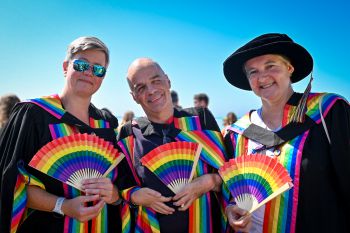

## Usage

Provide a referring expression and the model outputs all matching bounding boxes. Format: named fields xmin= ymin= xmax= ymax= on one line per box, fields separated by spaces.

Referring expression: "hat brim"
xmin=223 ymin=41 xmax=313 ymax=90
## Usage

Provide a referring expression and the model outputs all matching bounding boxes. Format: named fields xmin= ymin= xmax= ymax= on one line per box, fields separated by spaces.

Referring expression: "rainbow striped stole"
xmin=261 ymin=132 xmax=308 ymax=233
xmin=173 ymin=116 xmax=202 ymax=131
xmin=10 ymin=164 xmax=45 ymax=233
xmin=227 ymin=113 xmax=250 ymax=135
xmin=89 ymin=118 xmax=110 ymax=128
xmin=25 ymin=94 xmax=66 ymax=119
xmin=175 ymin=130 xmax=226 ymax=169
xmin=49 ymin=123 xmax=79 ymax=139
xmin=117 ymin=136 xmax=141 ymax=186
xmin=118 ymin=135 xmax=160 ymax=233
xmin=174 ymin=116 xmax=229 ymax=233
xmin=187 ymin=159 xmax=213 ymax=233
xmin=89 ymin=117 xmax=119 ymax=138
xmin=304 ymin=93 xmax=346 ymax=123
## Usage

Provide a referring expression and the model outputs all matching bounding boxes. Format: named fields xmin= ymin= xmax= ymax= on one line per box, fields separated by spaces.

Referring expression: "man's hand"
xmin=62 ymin=195 xmax=105 ymax=222
xmin=226 ymin=204 xmax=252 ymax=233
xmin=173 ymin=173 xmax=221 ymax=211
xmin=131 ymin=187 xmax=174 ymax=215
xmin=81 ymin=177 xmax=119 ymax=204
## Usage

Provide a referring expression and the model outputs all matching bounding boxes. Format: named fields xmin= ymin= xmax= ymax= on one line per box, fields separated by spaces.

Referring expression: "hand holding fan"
xmin=219 ymin=154 xmax=293 ymax=213
xmin=29 ymin=133 xmax=125 ymax=191
xmin=140 ymin=141 xmax=201 ymax=194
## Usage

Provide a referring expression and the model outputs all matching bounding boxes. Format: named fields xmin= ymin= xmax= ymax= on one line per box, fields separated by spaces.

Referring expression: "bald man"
xmin=117 ymin=58 xmax=228 ymax=233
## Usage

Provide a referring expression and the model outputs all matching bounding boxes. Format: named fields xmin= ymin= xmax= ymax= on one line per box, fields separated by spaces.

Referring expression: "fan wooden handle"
xmin=188 ymin=144 xmax=202 ymax=182
xmin=249 ymin=182 xmax=293 ymax=213
xmin=102 ymin=153 xmax=125 ymax=177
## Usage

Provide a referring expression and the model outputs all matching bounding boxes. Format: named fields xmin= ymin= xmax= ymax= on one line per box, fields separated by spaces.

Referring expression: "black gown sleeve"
xmin=0 ymin=103 xmax=46 ymax=233
xmin=224 ymin=131 xmax=235 ymax=159
xmin=326 ymin=100 xmax=350 ymax=211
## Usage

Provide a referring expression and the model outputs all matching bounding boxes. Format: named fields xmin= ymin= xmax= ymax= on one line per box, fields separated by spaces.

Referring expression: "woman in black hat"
xmin=223 ymin=33 xmax=350 ymax=233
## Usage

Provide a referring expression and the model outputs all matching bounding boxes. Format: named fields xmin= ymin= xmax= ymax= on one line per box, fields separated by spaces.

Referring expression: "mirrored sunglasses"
xmin=73 ymin=59 xmax=106 ymax=78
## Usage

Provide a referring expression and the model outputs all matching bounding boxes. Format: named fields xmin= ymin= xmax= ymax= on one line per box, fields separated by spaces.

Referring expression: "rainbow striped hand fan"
xmin=29 ymin=133 xmax=125 ymax=191
xmin=140 ymin=141 xmax=201 ymax=194
xmin=219 ymin=154 xmax=293 ymax=213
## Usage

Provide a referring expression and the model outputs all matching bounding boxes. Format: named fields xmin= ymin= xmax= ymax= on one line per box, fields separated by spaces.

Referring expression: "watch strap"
xmin=53 ymin=197 xmax=65 ymax=215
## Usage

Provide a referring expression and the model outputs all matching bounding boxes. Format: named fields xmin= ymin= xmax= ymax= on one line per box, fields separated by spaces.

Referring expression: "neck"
xmin=261 ymin=88 xmax=294 ymax=130
xmin=146 ymin=106 xmax=174 ymax=124
xmin=60 ymin=91 xmax=91 ymax=125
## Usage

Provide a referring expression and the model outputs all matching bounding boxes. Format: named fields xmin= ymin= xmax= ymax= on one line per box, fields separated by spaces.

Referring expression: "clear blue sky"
xmin=1 ymin=0 xmax=349 ymax=119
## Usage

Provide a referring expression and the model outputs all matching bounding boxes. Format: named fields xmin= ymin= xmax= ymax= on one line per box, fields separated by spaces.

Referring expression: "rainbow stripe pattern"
xmin=140 ymin=141 xmax=201 ymax=193
xmin=49 ymin=123 xmax=79 ymax=139
xmin=175 ymin=130 xmax=226 ymax=169
xmin=173 ymin=116 xmax=202 ymax=131
xmin=89 ymin=118 xmax=111 ymax=128
xmin=117 ymin=136 xmax=141 ymax=185
xmin=10 ymin=164 xmax=45 ymax=233
xmin=26 ymin=94 xmax=66 ymax=119
xmin=174 ymin=116 xmax=229 ymax=233
xmin=219 ymin=154 xmax=292 ymax=213
xmin=29 ymin=133 xmax=124 ymax=191
xmin=305 ymin=93 xmax=346 ymax=123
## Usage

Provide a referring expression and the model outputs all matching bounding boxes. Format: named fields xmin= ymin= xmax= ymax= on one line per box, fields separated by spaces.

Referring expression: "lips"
xmin=148 ymin=95 xmax=162 ymax=103
xmin=77 ymin=78 xmax=94 ymax=85
xmin=260 ymin=82 xmax=274 ymax=89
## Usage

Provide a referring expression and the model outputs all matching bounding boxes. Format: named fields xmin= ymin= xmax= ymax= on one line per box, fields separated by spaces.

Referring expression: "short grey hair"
xmin=65 ymin=36 xmax=110 ymax=65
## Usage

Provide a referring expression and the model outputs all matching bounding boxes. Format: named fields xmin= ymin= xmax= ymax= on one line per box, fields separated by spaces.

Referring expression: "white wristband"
xmin=53 ymin=197 xmax=65 ymax=215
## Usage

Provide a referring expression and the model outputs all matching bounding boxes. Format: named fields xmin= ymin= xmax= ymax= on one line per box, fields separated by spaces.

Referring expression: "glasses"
xmin=73 ymin=59 xmax=106 ymax=78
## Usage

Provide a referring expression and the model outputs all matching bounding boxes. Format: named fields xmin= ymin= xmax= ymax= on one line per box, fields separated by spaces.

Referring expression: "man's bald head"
xmin=125 ymin=57 xmax=173 ymax=123
xmin=127 ymin=58 xmax=166 ymax=90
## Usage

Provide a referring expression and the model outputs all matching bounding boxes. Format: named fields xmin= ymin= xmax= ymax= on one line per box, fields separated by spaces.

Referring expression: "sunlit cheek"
xmin=248 ymin=78 xmax=256 ymax=89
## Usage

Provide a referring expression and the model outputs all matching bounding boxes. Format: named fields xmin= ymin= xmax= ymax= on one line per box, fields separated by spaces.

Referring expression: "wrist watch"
xmin=53 ymin=197 xmax=65 ymax=215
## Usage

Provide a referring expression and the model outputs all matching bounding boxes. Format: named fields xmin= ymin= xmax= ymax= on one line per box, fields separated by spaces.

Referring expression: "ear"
xmin=287 ymin=64 xmax=295 ymax=75
xmin=165 ymin=75 xmax=171 ymax=88
xmin=63 ymin=61 xmax=69 ymax=77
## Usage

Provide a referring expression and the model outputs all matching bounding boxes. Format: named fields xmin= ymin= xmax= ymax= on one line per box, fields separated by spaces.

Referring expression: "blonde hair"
xmin=65 ymin=36 xmax=109 ymax=65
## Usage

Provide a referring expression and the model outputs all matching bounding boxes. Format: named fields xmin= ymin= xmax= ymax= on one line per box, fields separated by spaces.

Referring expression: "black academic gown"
xmin=0 ymin=100 xmax=129 ymax=233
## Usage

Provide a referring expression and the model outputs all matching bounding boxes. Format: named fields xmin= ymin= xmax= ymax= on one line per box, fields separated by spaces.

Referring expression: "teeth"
xmin=261 ymin=83 xmax=273 ymax=89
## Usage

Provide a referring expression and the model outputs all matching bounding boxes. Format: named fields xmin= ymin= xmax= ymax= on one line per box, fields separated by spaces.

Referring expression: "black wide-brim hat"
xmin=223 ymin=33 xmax=313 ymax=90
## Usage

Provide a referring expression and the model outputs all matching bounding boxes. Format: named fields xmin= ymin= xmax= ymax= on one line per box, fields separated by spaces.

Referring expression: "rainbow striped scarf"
xmin=227 ymin=93 xmax=343 ymax=233
xmin=10 ymin=164 xmax=45 ymax=233
xmin=118 ymin=136 xmax=160 ymax=233
xmin=11 ymin=94 xmax=118 ymax=233
xmin=175 ymin=117 xmax=230 ymax=233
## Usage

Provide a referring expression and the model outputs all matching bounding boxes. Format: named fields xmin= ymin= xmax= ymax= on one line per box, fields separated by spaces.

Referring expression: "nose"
xmin=146 ymin=83 xmax=157 ymax=94
xmin=83 ymin=66 xmax=94 ymax=77
xmin=257 ymin=70 xmax=270 ymax=81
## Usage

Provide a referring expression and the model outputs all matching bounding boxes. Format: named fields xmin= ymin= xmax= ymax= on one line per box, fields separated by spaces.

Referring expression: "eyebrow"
xmin=75 ymin=57 xmax=104 ymax=66
xmin=246 ymin=59 xmax=278 ymax=69
xmin=133 ymin=74 xmax=163 ymax=87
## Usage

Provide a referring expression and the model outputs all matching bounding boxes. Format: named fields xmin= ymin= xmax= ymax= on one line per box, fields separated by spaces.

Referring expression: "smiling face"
xmin=63 ymin=49 xmax=107 ymax=98
xmin=244 ymin=54 xmax=294 ymax=104
xmin=127 ymin=58 xmax=173 ymax=122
